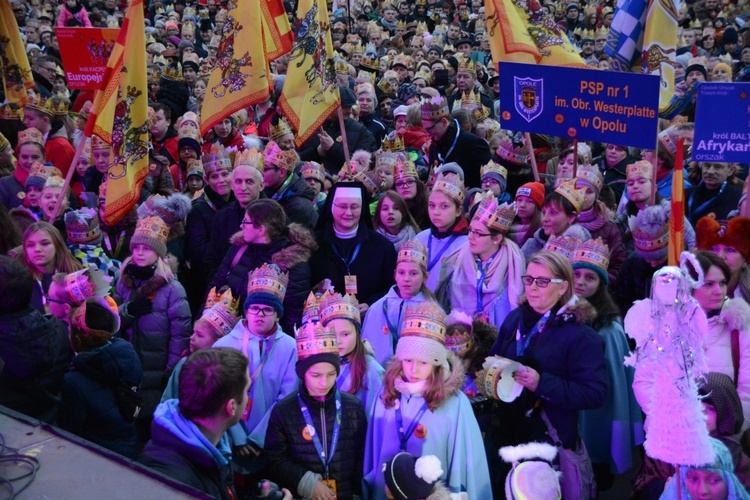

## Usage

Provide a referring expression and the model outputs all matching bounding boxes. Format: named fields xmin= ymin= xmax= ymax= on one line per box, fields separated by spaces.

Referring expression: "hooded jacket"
xmin=58 ymin=338 xmax=144 ymax=458
xmin=265 ymin=173 xmax=319 ymax=230
xmin=139 ymin=399 xmax=236 ymax=499
xmin=0 ymin=307 xmax=72 ymax=422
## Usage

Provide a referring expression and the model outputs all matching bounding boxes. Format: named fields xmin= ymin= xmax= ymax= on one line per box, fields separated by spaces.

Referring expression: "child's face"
xmin=379 ymin=196 xmax=403 ymax=234
xmin=402 ymin=358 xmax=432 ymax=382
xmin=131 ymin=243 xmax=159 ymax=267
xmin=24 ymin=229 xmax=56 ymax=271
xmin=685 ymin=468 xmax=727 ymax=500
xmin=304 ymin=361 xmax=339 ymax=400
xmin=187 ymin=175 xmax=204 ymax=192
xmin=180 ymin=146 xmax=198 ymax=163
xmin=17 ymin=144 xmax=44 ymax=171
xmin=627 ymin=177 xmax=651 ymax=204
xmin=395 ymin=261 xmax=425 ymax=300
xmin=703 ymin=402 xmax=718 ymax=433
xmin=41 ymin=187 xmax=66 ymax=220
xmin=190 ymin=321 xmax=217 ymax=352
xmin=26 ymin=185 xmax=43 ymax=207
xmin=428 ymin=190 xmax=460 ymax=231
xmin=515 ymin=196 xmax=536 ymax=222
xmin=76 ymin=157 xmax=91 ymax=176
xmin=329 ymin=318 xmax=358 ymax=357
xmin=244 ymin=304 xmax=278 ymax=335
xmin=558 ymin=153 xmax=576 ymax=179
xmin=576 ymin=183 xmax=597 ymax=211
xmin=376 ymin=166 xmax=394 ymax=190
xmin=394 ymin=176 xmax=417 ymax=200
xmin=481 ymin=176 xmax=502 ymax=197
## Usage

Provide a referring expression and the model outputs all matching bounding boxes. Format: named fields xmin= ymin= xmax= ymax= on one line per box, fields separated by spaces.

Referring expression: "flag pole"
xmin=649 ymin=136 xmax=660 ymax=206
xmin=337 ymin=107 xmax=353 ymax=177
xmin=50 ymin=136 xmax=89 ymax=221
xmin=741 ymin=175 xmax=750 ymax=218
xmin=523 ymin=132 xmax=539 ymax=182
xmin=572 ymin=138 xmax=579 ymax=174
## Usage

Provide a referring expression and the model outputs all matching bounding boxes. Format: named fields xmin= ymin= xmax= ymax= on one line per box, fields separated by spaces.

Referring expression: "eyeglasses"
xmin=247 ymin=305 xmax=276 ymax=317
xmin=240 ymin=219 xmax=254 ymax=227
xmin=468 ymin=228 xmax=493 ymax=238
xmin=423 ymin=120 xmax=442 ymax=132
xmin=395 ymin=179 xmax=416 ymax=189
xmin=46 ymin=296 xmax=66 ymax=305
xmin=521 ymin=275 xmax=565 ymax=288
xmin=333 ymin=203 xmax=362 ymax=212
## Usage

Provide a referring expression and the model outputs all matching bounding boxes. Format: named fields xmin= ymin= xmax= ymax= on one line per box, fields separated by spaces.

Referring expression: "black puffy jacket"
xmin=264 ymin=173 xmax=319 ymax=230
xmin=58 ymin=338 xmax=144 ymax=458
xmin=265 ymin=385 xmax=367 ymax=499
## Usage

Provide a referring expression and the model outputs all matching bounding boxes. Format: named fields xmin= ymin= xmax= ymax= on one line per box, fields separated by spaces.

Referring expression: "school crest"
xmin=514 ymin=76 xmax=543 ymax=123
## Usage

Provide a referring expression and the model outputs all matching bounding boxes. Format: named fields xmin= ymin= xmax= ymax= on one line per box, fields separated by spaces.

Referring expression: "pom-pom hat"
xmin=696 ymin=214 xmax=750 ymax=262
xmin=383 ymin=453 xmax=444 ymax=500
xmin=295 ymin=321 xmax=340 ymax=379
xmin=396 ymin=302 xmax=447 ymax=367
xmin=629 ymin=203 xmax=670 ymax=261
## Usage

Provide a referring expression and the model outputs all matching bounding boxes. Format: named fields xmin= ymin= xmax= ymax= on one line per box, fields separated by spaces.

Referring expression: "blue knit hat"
xmin=244 ymin=291 xmax=284 ymax=318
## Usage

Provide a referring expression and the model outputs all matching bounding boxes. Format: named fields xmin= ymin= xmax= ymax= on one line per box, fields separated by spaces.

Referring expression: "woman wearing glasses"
xmin=483 ymin=250 xmax=607 ymax=498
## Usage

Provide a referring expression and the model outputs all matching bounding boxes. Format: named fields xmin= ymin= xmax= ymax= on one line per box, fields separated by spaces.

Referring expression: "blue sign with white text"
xmin=693 ymin=82 xmax=750 ymax=163
xmin=499 ymin=62 xmax=660 ymax=150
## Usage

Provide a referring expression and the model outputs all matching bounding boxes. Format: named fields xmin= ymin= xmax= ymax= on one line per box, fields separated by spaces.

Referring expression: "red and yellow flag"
xmin=0 ymin=0 xmax=35 ymax=107
xmin=261 ymin=0 xmax=294 ymax=61
xmin=668 ymin=137 xmax=685 ymax=265
xmin=279 ymin=0 xmax=341 ymax=148
xmin=85 ymin=0 xmax=150 ymax=225
xmin=484 ymin=0 xmax=589 ymax=68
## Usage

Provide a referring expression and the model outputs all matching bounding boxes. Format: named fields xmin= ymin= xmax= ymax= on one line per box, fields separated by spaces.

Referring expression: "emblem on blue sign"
xmin=514 ymin=77 xmax=543 ymax=123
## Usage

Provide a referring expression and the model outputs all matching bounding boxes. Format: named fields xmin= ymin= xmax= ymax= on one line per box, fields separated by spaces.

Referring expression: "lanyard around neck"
xmin=298 ymin=390 xmax=342 ymax=478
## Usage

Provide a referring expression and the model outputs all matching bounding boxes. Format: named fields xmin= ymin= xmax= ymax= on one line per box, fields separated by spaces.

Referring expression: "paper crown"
xmin=162 ymin=62 xmax=183 ymax=81
xmin=544 ymin=235 xmax=581 ymax=259
xmin=413 ymin=68 xmax=432 ymax=85
xmin=90 ymin=134 xmax=111 ymax=151
xmin=360 ymin=43 xmax=380 ymax=72
xmin=401 ymin=302 xmax=447 ymax=345
xmin=375 ymin=150 xmax=400 ymax=171
xmin=351 ymin=43 xmax=365 ymax=54
xmin=460 ymin=90 xmax=481 ymax=110
xmin=393 ymin=155 xmax=418 ymax=181
xmin=445 ymin=310 xmax=474 ymax=357
xmin=601 ymin=6 xmax=614 ymax=16
xmin=432 ymin=173 xmax=465 ymax=205
xmin=27 ymin=162 xmax=62 ymax=189
xmin=554 ymin=180 xmax=587 ymax=213
xmin=391 ymin=53 xmax=410 ymax=68
xmin=497 ymin=138 xmax=530 ymax=166
xmin=201 ymin=288 xmax=240 ymax=338
xmin=381 ymin=134 xmax=405 ymax=153
xmin=595 ymin=26 xmax=609 ymax=39
xmin=247 ymin=263 xmax=289 ymax=301
xmin=264 ymin=141 xmax=299 ymax=172
xmin=59 ymin=268 xmax=111 ymax=307
xmin=571 ymin=237 xmax=611 ymax=273
xmin=578 ymin=28 xmax=596 ymax=42
xmin=378 ymin=77 xmax=399 ymax=96
xmin=630 ymin=205 xmax=670 ymax=256
xmin=0 ymin=105 xmax=23 ymax=121
xmin=421 ymin=95 xmax=450 ymax=121
xmin=443 ymin=44 xmax=456 ymax=54
xmin=335 ymin=59 xmax=349 ymax=75
xmin=178 ymin=119 xmax=202 ymax=144
xmin=65 ymin=208 xmax=101 ymax=244
xmin=473 ymin=105 xmax=491 ymax=123
xmin=270 ymin=117 xmax=294 ymax=140
xmin=474 ymin=195 xmax=516 ymax=234
xmin=202 ymin=143 xmax=234 ymax=174
xmin=627 ymin=160 xmax=653 ymax=181
xmin=584 ymin=3 xmax=597 ymax=17
xmin=357 ymin=70 xmax=376 ymax=85
xmin=187 ymin=159 xmax=204 ymax=177
xmin=352 ymin=167 xmax=381 ymax=195
xmin=17 ymin=127 xmax=44 ymax=147
xmin=481 ymin=160 xmax=508 ymax=181
xmin=302 ymin=291 xmax=321 ymax=325
xmin=301 ymin=161 xmax=326 ymax=183
xmin=0 ymin=132 xmax=8 ymax=152
xmin=395 ymin=19 xmax=407 ymax=29
xmin=319 ymin=291 xmax=361 ymax=326
xmin=415 ymin=21 xmax=428 ymax=34
xmin=575 ymin=163 xmax=603 ymax=192
xmin=295 ymin=321 xmax=339 ymax=361
xmin=25 ymin=94 xmax=54 ymax=116
xmin=456 ymin=58 xmax=476 ymax=75
xmin=44 ymin=175 xmax=65 ymax=190
xmin=398 ymin=239 xmax=428 ymax=269
xmin=134 ymin=215 xmax=170 ymax=247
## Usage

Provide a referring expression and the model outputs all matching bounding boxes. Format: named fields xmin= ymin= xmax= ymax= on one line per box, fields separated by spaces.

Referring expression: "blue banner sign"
xmin=693 ymin=82 xmax=750 ymax=163
xmin=499 ymin=62 xmax=660 ymax=150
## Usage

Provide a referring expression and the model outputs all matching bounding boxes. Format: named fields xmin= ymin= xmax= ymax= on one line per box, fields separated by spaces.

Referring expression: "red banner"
xmin=55 ymin=27 xmax=119 ymax=90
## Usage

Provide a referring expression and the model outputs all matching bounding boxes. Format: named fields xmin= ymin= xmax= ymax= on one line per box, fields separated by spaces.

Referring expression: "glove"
xmin=126 ymin=296 xmax=153 ymax=317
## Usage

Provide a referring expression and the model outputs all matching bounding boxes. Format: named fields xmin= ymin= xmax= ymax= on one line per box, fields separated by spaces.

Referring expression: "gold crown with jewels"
xmin=381 ymin=134 xmax=405 ymax=153
xmin=433 ymin=173 xmax=465 ymax=205
xmin=420 ymin=95 xmax=450 ymax=122
xmin=201 ymin=288 xmax=240 ymax=338
xmin=554 ymin=179 xmax=587 ymax=213
xmin=264 ymin=141 xmax=300 ymax=172
xmin=475 ymin=195 xmax=516 ymax=234
xmin=544 ymin=235 xmax=581 ymax=259
xmin=295 ymin=321 xmax=339 ymax=360
xmin=393 ymin=155 xmax=418 ymax=181
xmin=626 ymin=160 xmax=653 ymax=181
xmin=134 ymin=216 xmax=170 ymax=246
xmin=397 ymin=239 xmax=428 ymax=269
xmin=401 ymin=302 xmax=447 ymax=345
xmin=247 ymin=263 xmax=289 ymax=300
xmin=319 ymin=290 xmax=361 ymax=326
xmin=571 ymin=237 xmax=611 ymax=272
xmin=481 ymin=160 xmax=508 ymax=181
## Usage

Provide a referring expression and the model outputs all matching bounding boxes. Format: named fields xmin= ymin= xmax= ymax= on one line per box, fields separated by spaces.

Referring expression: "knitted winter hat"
xmin=712 ymin=62 xmax=733 ymax=80
xmin=436 ymin=162 xmax=464 ymax=181
xmin=500 ymin=442 xmax=561 ymax=500
xmin=695 ymin=215 xmax=750 ymax=262
xmin=137 ymin=193 xmax=192 ymax=230
xmin=26 ymin=162 xmax=63 ymax=190
xmin=571 ymin=237 xmax=611 ymax=285
xmin=244 ymin=263 xmax=288 ymax=317
xmin=131 ymin=216 xmax=170 ymax=257
xmin=699 ymin=372 xmax=744 ymax=437
xmin=383 ymin=453 xmax=444 ymax=500
xmin=629 ymin=203 xmax=670 ymax=262
xmin=515 ymin=182 xmax=545 ymax=209
xmin=396 ymin=302 xmax=447 ymax=367
xmin=70 ymin=296 xmax=120 ymax=353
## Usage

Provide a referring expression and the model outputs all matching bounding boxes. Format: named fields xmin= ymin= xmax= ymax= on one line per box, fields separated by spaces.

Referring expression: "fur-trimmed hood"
xmin=718 ymin=297 xmax=750 ymax=332
xmin=440 ymin=350 xmax=468 ymax=406
xmin=116 ymin=254 xmax=178 ymax=297
xmin=228 ymin=223 xmax=318 ymax=272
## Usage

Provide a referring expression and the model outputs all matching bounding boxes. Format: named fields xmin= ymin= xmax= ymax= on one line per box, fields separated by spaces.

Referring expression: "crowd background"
xmin=2 ymin=0 xmax=750 ymax=498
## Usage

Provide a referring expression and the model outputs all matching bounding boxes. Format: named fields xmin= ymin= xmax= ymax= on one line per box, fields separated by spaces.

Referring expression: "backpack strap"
xmin=230 ymin=244 xmax=248 ymax=271
xmin=731 ymin=329 xmax=740 ymax=387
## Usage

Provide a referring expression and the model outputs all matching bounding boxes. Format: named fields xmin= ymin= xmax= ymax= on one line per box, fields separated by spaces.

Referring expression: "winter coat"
xmin=703 ymin=298 xmax=750 ymax=431
xmin=208 ymin=224 xmax=316 ymax=333
xmin=428 ymin=120 xmax=492 ymax=189
xmin=99 ymin=209 xmax=137 ymax=261
xmin=597 ymin=154 xmax=635 ymax=201
xmin=0 ymin=308 xmax=73 ymax=422
xmin=310 ymin=223 xmax=397 ymax=308
xmin=521 ymin=224 xmax=591 ymax=261
xmin=584 ymin=217 xmax=627 ymax=285
xmin=265 ymin=385 xmax=367 ymax=500
xmin=139 ymin=399 xmax=236 ymax=499
xmin=57 ymin=4 xmax=92 ymax=26
xmin=265 ymin=173 xmax=319 ymax=230
xmin=338 ymin=355 xmax=385 ymax=418
xmin=686 ymin=182 xmax=743 ymax=227
xmin=203 ymin=200 xmax=245 ymax=283
xmin=363 ymin=352 xmax=492 ymax=499
xmin=414 ymin=218 xmax=469 ymax=293
xmin=117 ymin=272 xmax=191 ymax=420
xmin=612 ymin=253 xmax=659 ymax=316
xmin=298 ymin=117 xmax=377 ymax=175
xmin=58 ymin=338 xmax=144 ymax=458
xmin=360 ymin=113 xmax=388 ymax=146
xmin=0 ymin=172 xmax=25 ymax=210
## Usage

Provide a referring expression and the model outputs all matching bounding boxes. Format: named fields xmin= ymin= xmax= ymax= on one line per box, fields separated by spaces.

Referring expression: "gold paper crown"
xmin=50 ymin=97 xmax=69 ymax=118
xmin=445 ymin=310 xmax=474 ymax=357
xmin=481 ymin=160 xmax=508 ymax=181
xmin=375 ymin=150 xmax=400 ymax=171
xmin=391 ymin=54 xmax=410 ymax=68
xmin=460 ymin=90 xmax=482 ymax=109
xmin=443 ymin=44 xmax=456 ymax=54
xmin=360 ymin=43 xmax=380 ymax=72
xmin=25 ymin=94 xmax=54 ymax=116
xmin=420 ymin=95 xmax=450 ymax=122
xmin=61 ymin=268 xmax=110 ymax=306
xmin=200 ymin=143 xmax=232 ymax=175
xmin=475 ymin=195 xmax=516 ymax=234
xmin=187 ymin=159 xmax=204 ymax=177
xmin=182 ymin=22 xmax=196 ymax=35
xmin=264 ymin=141 xmax=300 ymax=172
xmin=579 ymin=28 xmax=596 ymax=42
xmin=270 ymin=117 xmax=294 ymax=140
xmin=232 ymin=147 xmax=263 ymax=172
xmin=378 ymin=77 xmax=399 ymax=95
xmin=413 ymin=68 xmax=432 ymax=85
xmin=601 ymin=6 xmax=614 ymax=16
xmin=497 ymin=138 xmax=529 ymax=165
xmin=319 ymin=291 xmax=361 ymax=326
xmin=626 ymin=160 xmax=653 ymax=181
xmin=302 ymin=291 xmax=321 ymax=325
xmin=456 ymin=58 xmax=476 ymax=75
xmin=584 ymin=3 xmax=597 ymax=17
xmin=17 ymin=127 xmax=44 ymax=146
xmin=357 ymin=70 xmax=376 ymax=85
xmin=575 ymin=164 xmax=603 ymax=191
xmin=381 ymin=134 xmax=405 ymax=153
xmin=398 ymin=239 xmax=428 ymax=269
xmin=401 ymin=302 xmax=446 ymax=345
xmin=0 ymin=105 xmax=23 ymax=120
xmin=153 ymin=55 xmax=168 ymax=67
xmin=201 ymin=288 xmax=240 ymax=338
xmin=295 ymin=321 xmax=339 ymax=360
xmin=247 ymin=263 xmax=289 ymax=301
xmin=690 ymin=18 xmax=702 ymax=29
xmin=352 ymin=168 xmax=381 ymax=195
xmin=28 ymin=161 xmax=62 ymax=182
xmin=544 ymin=235 xmax=581 ymax=258
xmin=571 ymin=237 xmax=611 ymax=273
xmin=335 ymin=58 xmax=350 ymax=75
xmin=433 ymin=173 xmax=465 ymax=205
xmin=352 ymin=43 xmax=365 ymax=54
xmin=473 ymin=105 xmax=491 ymax=122
xmin=134 ymin=216 xmax=170 ymax=246
xmin=632 ymin=217 xmax=669 ymax=253
xmin=416 ymin=0 xmax=427 ymax=5
xmin=393 ymin=155 xmax=418 ymax=181
xmin=596 ymin=26 xmax=609 ymax=39
xmin=396 ymin=19 xmax=407 ymax=29
xmin=301 ymin=161 xmax=326 ymax=183
xmin=162 ymin=62 xmax=184 ymax=81
xmin=0 ymin=132 xmax=8 ymax=152
xmin=146 ymin=35 xmax=157 ymax=46
xmin=90 ymin=134 xmax=111 ymax=151
xmin=416 ymin=21 xmax=428 ymax=35
xmin=554 ymin=180 xmax=587 ymax=213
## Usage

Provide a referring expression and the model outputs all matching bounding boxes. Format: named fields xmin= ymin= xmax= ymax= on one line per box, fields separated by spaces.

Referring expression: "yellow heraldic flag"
xmin=201 ymin=0 xmax=274 ymax=135
xmin=261 ymin=0 xmax=295 ymax=61
xmin=279 ymin=0 xmax=341 ymax=148
xmin=642 ymin=0 xmax=679 ymax=114
xmin=85 ymin=0 xmax=150 ymax=225
xmin=0 ymin=0 xmax=35 ymax=107
xmin=484 ymin=0 xmax=589 ymax=67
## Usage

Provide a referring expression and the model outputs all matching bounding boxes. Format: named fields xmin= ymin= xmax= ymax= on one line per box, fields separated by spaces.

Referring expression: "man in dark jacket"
xmin=139 ymin=348 xmax=250 ymax=499
xmin=422 ymin=95 xmax=491 ymax=189
xmin=597 ymin=143 xmax=635 ymax=201
xmin=356 ymin=85 xmax=388 ymax=146
xmin=685 ymin=162 xmax=743 ymax=226
xmin=263 ymin=142 xmax=318 ymax=229
xmin=0 ymin=256 xmax=72 ymax=423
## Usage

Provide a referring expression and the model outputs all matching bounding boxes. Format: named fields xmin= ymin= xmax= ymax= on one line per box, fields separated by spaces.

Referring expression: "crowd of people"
xmin=2 ymin=0 xmax=750 ymax=498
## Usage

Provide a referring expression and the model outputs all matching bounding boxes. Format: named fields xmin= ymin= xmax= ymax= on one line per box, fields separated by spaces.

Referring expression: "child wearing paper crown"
xmin=363 ymin=302 xmax=492 ymax=499
xmin=312 ymin=290 xmax=385 ymax=417
xmin=362 ymin=239 xmax=437 ymax=366
xmin=264 ymin=320 xmax=367 ymax=500
xmin=212 ymin=263 xmax=298 ymax=474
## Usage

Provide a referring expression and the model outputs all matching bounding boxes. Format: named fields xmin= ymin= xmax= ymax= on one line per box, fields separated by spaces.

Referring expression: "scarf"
xmin=507 ymin=222 xmax=530 ymax=245
xmin=376 ymin=225 xmax=417 ymax=252
xmin=394 ymin=377 xmax=427 ymax=396
xmin=577 ymin=204 xmax=608 ymax=232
